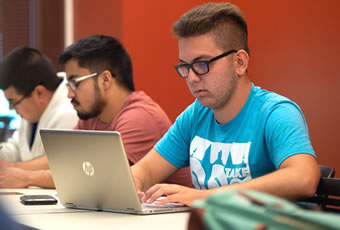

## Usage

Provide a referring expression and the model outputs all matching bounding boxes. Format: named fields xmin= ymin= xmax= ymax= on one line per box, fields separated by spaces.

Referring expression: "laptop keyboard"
xmin=142 ymin=197 xmax=185 ymax=209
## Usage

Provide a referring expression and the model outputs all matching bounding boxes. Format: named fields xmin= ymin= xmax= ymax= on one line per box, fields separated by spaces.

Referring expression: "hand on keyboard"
xmin=142 ymin=196 xmax=185 ymax=208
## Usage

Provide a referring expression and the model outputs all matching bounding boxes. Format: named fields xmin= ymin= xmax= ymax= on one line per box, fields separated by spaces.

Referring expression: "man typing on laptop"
xmin=131 ymin=2 xmax=320 ymax=206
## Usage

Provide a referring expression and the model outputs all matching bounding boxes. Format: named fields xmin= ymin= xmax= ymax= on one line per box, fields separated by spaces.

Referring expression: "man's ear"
xmin=100 ymin=70 xmax=114 ymax=90
xmin=233 ymin=50 xmax=249 ymax=76
xmin=33 ymin=85 xmax=47 ymax=98
xmin=32 ymin=85 xmax=50 ymax=105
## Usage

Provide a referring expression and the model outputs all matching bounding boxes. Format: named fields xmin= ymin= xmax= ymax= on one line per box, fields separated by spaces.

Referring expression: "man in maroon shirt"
xmin=58 ymin=35 xmax=192 ymax=187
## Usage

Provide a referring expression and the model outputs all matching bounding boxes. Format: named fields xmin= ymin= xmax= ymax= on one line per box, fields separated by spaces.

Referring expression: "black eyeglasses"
xmin=174 ymin=49 xmax=237 ymax=78
xmin=9 ymin=89 xmax=34 ymax=108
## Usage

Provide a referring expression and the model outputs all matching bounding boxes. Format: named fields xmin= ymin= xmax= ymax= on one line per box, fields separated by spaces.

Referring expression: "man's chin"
xmin=197 ymin=98 xmax=212 ymax=108
xmin=76 ymin=102 xmax=104 ymax=121
xmin=77 ymin=112 xmax=94 ymax=120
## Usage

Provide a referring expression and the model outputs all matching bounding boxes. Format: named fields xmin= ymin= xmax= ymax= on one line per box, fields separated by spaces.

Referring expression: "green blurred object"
xmin=194 ymin=190 xmax=340 ymax=230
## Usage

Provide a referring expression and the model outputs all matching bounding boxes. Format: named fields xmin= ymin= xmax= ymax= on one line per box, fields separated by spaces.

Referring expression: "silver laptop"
xmin=40 ymin=129 xmax=190 ymax=214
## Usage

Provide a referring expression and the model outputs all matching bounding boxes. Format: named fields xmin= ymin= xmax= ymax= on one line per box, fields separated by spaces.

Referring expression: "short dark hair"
xmin=58 ymin=35 xmax=135 ymax=91
xmin=173 ymin=2 xmax=249 ymax=54
xmin=0 ymin=47 xmax=59 ymax=94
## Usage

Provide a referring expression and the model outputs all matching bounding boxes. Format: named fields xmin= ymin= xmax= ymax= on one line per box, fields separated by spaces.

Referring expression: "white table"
xmin=0 ymin=188 xmax=190 ymax=230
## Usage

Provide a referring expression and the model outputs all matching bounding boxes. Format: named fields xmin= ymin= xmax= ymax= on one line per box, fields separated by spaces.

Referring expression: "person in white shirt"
xmin=0 ymin=47 xmax=78 ymax=188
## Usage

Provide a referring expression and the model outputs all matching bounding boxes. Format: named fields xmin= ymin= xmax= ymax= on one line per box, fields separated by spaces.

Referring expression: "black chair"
xmin=309 ymin=177 xmax=340 ymax=213
xmin=300 ymin=165 xmax=340 ymax=213
xmin=319 ymin=165 xmax=335 ymax=178
xmin=0 ymin=116 xmax=13 ymax=142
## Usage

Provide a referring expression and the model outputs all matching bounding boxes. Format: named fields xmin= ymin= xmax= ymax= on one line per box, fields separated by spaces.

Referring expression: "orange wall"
xmin=73 ymin=0 xmax=122 ymax=40
xmin=73 ymin=0 xmax=340 ymax=174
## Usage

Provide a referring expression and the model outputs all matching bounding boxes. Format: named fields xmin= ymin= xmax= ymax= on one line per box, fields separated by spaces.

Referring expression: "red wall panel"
xmin=73 ymin=0 xmax=122 ymax=41
xmin=121 ymin=1 xmax=207 ymax=121
xmin=74 ymin=0 xmax=340 ymax=174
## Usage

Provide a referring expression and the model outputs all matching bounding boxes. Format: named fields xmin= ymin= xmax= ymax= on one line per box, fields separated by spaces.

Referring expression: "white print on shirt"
xmin=190 ymin=136 xmax=252 ymax=189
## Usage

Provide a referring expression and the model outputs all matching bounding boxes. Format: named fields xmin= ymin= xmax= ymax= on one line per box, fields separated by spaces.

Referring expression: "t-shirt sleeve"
xmin=264 ymin=102 xmax=316 ymax=168
xmin=155 ymin=102 xmax=196 ymax=168
xmin=114 ymin=106 xmax=170 ymax=164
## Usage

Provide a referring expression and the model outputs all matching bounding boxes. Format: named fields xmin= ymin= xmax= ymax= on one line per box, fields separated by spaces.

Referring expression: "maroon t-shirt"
xmin=75 ymin=91 xmax=192 ymax=187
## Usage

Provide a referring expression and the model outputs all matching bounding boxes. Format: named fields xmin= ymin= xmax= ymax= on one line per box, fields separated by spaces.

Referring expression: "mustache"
xmin=71 ymin=99 xmax=80 ymax=105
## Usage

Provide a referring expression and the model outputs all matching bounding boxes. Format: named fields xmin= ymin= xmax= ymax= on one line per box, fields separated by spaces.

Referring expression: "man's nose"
xmin=67 ymin=88 xmax=76 ymax=98
xmin=187 ymin=68 xmax=201 ymax=83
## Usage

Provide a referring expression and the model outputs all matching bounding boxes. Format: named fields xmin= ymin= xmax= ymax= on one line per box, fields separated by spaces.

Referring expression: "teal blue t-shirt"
xmin=155 ymin=84 xmax=315 ymax=189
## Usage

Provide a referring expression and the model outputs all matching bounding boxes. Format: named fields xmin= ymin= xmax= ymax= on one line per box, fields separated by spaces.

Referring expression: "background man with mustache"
xmin=58 ymin=34 xmax=192 ymax=187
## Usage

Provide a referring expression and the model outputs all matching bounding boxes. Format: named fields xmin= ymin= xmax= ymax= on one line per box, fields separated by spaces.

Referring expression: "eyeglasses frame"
xmin=66 ymin=72 xmax=99 ymax=91
xmin=9 ymin=87 xmax=36 ymax=108
xmin=174 ymin=49 xmax=238 ymax=78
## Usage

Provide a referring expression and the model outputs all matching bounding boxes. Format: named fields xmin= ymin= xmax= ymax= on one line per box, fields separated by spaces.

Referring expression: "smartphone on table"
xmin=20 ymin=195 xmax=58 ymax=205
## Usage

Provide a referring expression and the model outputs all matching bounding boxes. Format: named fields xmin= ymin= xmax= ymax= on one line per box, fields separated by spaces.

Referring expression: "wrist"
xmin=26 ymin=170 xmax=37 ymax=187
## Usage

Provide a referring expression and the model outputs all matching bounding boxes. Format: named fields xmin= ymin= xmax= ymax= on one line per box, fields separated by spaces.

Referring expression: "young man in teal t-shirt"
xmin=132 ymin=2 xmax=320 ymax=206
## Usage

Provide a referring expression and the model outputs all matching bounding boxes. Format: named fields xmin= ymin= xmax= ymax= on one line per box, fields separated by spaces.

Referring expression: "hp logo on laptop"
xmin=82 ymin=161 xmax=95 ymax=176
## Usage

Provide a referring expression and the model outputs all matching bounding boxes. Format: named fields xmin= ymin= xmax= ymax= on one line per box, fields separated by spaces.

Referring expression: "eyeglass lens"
xmin=175 ymin=49 xmax=237 ymax=78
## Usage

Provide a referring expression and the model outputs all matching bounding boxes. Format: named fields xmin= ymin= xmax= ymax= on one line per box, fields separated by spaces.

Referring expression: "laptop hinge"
xmin=65 ymin=202 xmax=76 ymax=208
